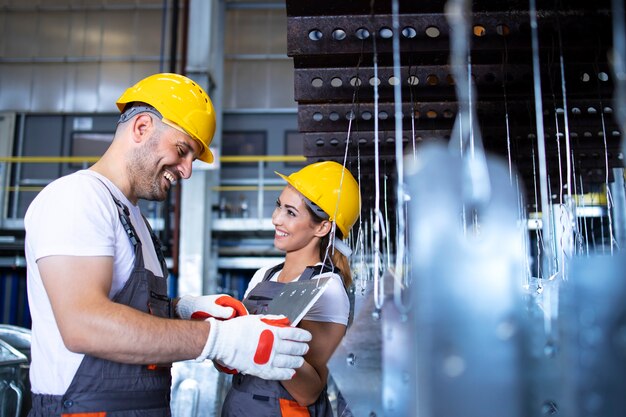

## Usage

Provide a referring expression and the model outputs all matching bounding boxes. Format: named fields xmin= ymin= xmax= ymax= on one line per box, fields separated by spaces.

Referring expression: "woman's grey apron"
xmin=220 ymin=263 xmax=336 ymax=417
xmin=29 ymin=186 xmax=173 ymax=417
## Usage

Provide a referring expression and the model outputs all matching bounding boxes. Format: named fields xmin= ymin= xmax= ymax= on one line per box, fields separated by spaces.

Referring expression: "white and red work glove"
xmin=176 ymin=294 xmax=249 ymax=375
xmin=196 ymin=315 xmax=312 ymax=381
xmin=176 ymin=294 xmax=248 ymax=321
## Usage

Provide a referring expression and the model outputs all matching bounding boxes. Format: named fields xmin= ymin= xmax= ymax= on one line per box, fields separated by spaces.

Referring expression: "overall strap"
xmin=299 ymin=262 xmax=339 ymax=281
xmin=94 ymin=177 xmax=139 ymax=249
xmin=93 ymin=177 xmax=167 ymax=276
xmin=263 ymin=262 xmax=340 ymax=282
xmin=141 ymin=215 xmax=168 ymax=277
xmin=262 ymin=262 xmax=285 ymax=282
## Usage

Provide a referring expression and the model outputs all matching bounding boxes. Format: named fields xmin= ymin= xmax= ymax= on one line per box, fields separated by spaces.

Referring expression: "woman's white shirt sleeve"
xmin=303 ymin=272 xmax=349 ymax=326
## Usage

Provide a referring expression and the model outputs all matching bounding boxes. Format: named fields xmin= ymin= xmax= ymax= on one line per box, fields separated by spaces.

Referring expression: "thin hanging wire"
xmin=611 ymin=0 xmax=626 ymax=159
xmin=518 ymin=174 xmax=533 ymax=288
xmin=331 ymin=34 xmax=367 ymax=288
xmin=392 ymin=0 xmax=406 ymax=276
xmin=550 ymin=76 xmax=570 ymax=278
xmin=570 ymin=149 xmax=585 ymax=256
xmin=600 ymin=206 xmax=606 ymax=254
xmin=557 ymin=30 xmax=573 ymax=204
xmin=352 ymin=31 xmax=368 ymax=290
xmin=392 ymin=0 xmax=410 ymax=312
xmin=321 ymin=50 xmax=363 ymax=275
xmin=446 ymin=0 xmax=491 ymax=215
xmin=554 ymin=112 xmax=563 ymax=205
xmin=501 ymin=42 xmax=514 ymax=184
xmin=531 ymin=145 xmax=543 ymax=280
xmin=409 ymin=65 xmax=418 ymax=161
xmin=383 ymin=174 xmax=392 ymax=269
xmin=356 ymin=135 xmax=367 ymax=285
xmin=542 ymin=18 xmax=573 ymax=282
xmin=370 ymin=0 xmax=384 ymax=310
xmin=556 ymin=17 xmax=580 ymax=269
xmin=529 ymin=0 xmax=555 ymax=278
xmin=369 ymin=208 xmax=372 ymax=282
xmin=578 ymin=176 xmax=590 ymax=256
xmin=598 ymin=95 xmax=617 ymax=253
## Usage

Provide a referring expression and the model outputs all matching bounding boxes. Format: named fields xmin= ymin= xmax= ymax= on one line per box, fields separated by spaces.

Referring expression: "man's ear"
xmin=314 ymin=220 xmax=332 ymax=238
xmin=131 ymin=113 xmax=154 ymax=143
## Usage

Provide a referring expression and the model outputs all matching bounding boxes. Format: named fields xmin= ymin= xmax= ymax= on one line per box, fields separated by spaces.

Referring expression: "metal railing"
xmin=0 ymin=154 xmax=307 ymax=224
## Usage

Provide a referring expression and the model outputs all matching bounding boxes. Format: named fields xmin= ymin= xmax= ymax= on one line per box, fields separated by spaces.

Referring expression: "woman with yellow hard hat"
xmin=220 ymin=160 xmax=361 ymax=417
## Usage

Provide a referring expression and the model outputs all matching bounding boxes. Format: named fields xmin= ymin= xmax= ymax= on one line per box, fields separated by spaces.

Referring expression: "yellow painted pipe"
xmin=0 ymin=156 xmax=100 ymax=163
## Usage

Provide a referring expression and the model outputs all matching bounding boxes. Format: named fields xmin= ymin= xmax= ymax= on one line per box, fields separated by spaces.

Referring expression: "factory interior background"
xmin=1 ymin=0 xmax=626 ymax=416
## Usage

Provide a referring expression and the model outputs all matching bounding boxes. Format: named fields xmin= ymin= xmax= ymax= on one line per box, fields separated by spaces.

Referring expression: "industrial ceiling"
xmin=286 ymin=0 xmax=622 ymax=216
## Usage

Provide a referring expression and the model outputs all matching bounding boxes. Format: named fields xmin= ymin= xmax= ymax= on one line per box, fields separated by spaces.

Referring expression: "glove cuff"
xmin=175 ymin=295 xmax=196 ymax=320
xmin=195 ymin=317 xmax=219 ymax=362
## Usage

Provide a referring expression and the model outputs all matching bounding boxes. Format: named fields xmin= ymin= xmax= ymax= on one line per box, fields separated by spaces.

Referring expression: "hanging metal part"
xmin=600 ymin=102 xmax=617 ymax=253
xmin=613 ymin=0 xmax=626 ymax=159
xmin=559 ymin=254 xmax=626 ymax=417
xmin=407 ymin=141 xmax=527 ymax=417
xmin=327 ymin=271 xmax=387 ymax=417
xmin=328 ymin=268 xmax=415 ymax=417
xmin=391 ymin=0 xmax=410 ymax=311
xmin=558 ymin=40 xmax=573 ymax=204
xmin=529 ymin=0 xmax=556 ymax=278
xmin=609 ymin=168 xmax=626 ymax=247
xmin=371 ymin=7 xmax=385 ymax=312
xmin=446 ymin=0 xmax=491 ymax=220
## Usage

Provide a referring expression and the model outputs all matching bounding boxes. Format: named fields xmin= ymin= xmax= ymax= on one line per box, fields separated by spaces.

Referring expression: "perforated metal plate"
xmin=266 ymin=276 xmax=331 ymax=326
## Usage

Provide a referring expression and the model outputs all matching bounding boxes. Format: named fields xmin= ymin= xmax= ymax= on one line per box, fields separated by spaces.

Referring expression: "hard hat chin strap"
xmin=302 ymin=196 xmax=330 ymax=220
xmin=333 ymin=236 xmax=353 ymax=258
xmin=118 ymin=104 xmax=162 ymax=125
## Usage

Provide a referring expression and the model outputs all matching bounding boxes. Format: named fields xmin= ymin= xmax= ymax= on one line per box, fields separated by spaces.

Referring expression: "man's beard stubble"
xmin=126 ymin=128 xmax=169 ymax=202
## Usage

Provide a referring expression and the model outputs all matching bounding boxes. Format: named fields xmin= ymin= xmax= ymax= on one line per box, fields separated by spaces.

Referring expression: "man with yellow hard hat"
xmin=24 ymin=73 xmax=311 ymax=416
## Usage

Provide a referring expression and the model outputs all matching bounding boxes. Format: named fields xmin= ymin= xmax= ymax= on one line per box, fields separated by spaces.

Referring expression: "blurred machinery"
xmin=285 ymin=0 xmax=626 ymax=416
xmin=0 ymin=325 xmax=31 ymax=417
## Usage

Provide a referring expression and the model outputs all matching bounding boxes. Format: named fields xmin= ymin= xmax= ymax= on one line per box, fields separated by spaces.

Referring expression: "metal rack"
xmin=286 ymin=0 xmax=622 ymax=211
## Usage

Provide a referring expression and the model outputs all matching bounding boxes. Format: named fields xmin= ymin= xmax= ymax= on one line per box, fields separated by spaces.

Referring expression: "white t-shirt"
xmin=24 ymin=170 xmax=163 ymax=395
xmin=244 ymin=264 xmax=350 ymax=325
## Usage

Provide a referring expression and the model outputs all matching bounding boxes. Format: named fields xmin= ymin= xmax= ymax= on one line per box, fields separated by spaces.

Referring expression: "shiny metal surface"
xmin=327 ymin=276 xmax=387 ymax=417
xmin=0 ymin=326 xmax=30 ymax=417
xmin=381 ymin=270 xmax=414 ymax=417
xmin=266 ymin=276 xmax=331 ymax=326
xmin=407 ymin=141 xmax=527 ymax=417
xmin=0 ymin=340 xmax=26 ymax=366
xmin=0 ymin=326 xmax=31 ymax=359
xmin=0 ymin=339 xmax=26 ymax=417
xmin=171 ymin=360 xmax=231 ymax=417
xmin=559 ymin=254 xmax=626 ymax=417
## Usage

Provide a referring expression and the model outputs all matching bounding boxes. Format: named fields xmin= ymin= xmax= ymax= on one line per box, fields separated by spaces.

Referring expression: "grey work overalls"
xmin=29 ymin=186 xmax=173 ymax=417
xmin=221 ymin=263 xmax=336 ymax=417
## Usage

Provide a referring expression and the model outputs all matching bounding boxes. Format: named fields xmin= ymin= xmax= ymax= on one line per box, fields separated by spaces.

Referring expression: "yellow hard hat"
xmin=116 ymin=73 xmax=216 ymax=163
xmin=276 ymin=161 xmax=361 ymax=238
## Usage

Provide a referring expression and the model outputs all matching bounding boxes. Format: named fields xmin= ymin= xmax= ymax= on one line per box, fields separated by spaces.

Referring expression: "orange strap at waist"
xmin=279 ymin=398 xmax=310 ymax=417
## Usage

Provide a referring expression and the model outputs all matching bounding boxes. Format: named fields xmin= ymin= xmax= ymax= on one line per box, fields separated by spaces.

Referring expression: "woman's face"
xmin=272 ymin=186 xmax=326 ymax=253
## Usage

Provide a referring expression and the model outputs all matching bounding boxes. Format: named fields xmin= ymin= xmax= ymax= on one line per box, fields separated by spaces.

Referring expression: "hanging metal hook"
xmin=446 ymin=0 xmax=492 ymax=215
